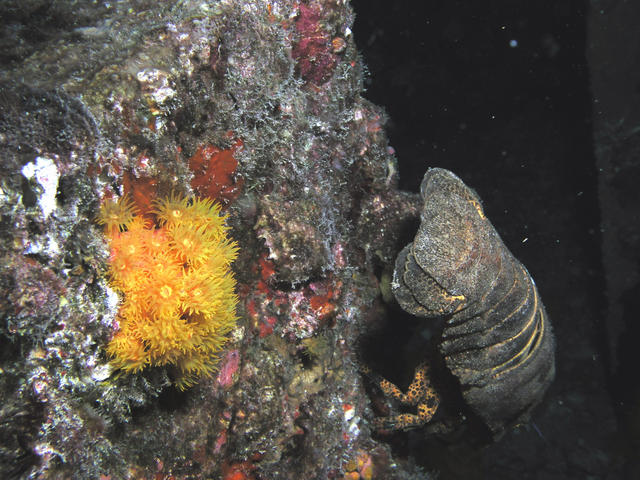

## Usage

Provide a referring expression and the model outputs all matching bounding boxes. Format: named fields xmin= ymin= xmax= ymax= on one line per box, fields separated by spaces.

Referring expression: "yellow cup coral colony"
xmin=97 ymin=192 xmax=239 ymax=389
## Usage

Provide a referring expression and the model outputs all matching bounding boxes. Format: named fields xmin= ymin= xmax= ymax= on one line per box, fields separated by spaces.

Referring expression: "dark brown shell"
xmin=392 ymin=168 xmax=555 ymax=435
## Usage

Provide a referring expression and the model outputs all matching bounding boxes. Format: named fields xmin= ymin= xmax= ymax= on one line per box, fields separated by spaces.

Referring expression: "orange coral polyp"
xmin=100 ymin=192 xmax=238 ymax=389
xmin=97 ymin=194 xmax=138 ymax=233
xmin=107 ymin=332 xmax=148 ymax=372
xmin=168 ymin=223 xmax=212 ymax=266
xmin=152 ymin=191 xmax=191 ymax=227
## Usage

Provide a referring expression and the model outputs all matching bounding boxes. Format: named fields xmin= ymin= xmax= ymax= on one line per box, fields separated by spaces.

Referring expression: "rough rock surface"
xmin=0 ymin=1 xmax=433 ymax=478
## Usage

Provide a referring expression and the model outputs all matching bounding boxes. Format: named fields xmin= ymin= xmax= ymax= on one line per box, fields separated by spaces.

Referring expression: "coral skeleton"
xmin=98 ymin=193 xmax=239 ymax=389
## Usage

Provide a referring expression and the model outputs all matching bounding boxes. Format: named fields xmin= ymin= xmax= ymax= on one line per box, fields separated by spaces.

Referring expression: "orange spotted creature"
xmin=360 ymin=360 xmax=440 ymax=431
xmin=363 ymin=168 xmax=555 ymax=437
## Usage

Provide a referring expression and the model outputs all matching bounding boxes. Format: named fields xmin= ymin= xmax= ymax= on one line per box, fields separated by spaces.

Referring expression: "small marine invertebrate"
xmin=98 ymin=193 xmax=239 ymax=389
xmin=365 ymin=168 xmax=555 ymax=437
xmin=96 ymin=194 xmax=138 ymax=234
